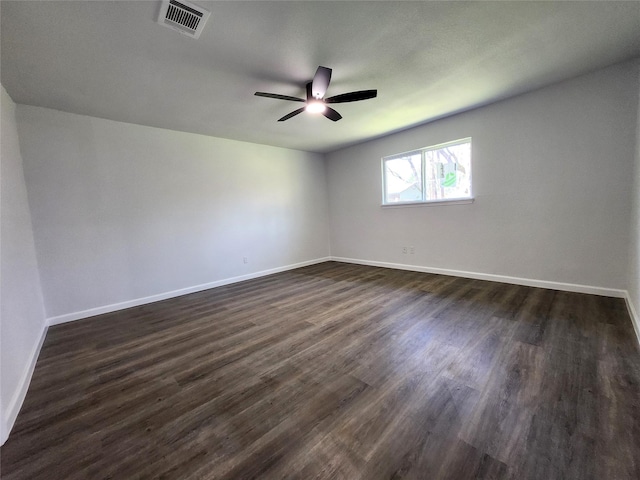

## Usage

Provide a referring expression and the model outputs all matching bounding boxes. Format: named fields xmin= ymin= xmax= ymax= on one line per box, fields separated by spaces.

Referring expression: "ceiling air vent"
xmin=157 ymin=0 xmax=210 ymax=39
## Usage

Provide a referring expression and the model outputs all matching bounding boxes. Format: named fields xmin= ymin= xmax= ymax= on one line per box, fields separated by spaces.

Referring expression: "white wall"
xmin=0 ymin=85 xmax=47 ymax=445
xmin=628 ymin=64 xmax=640 ymax=341
xmin=327 ymin=60 xmax=639 ymax=293
xmin=16 ymin=106 xmax=329 ymax=321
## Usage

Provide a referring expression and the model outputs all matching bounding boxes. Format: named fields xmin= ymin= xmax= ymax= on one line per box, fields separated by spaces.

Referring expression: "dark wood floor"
xmin=2 ymin=262 xmax=639 ymax=479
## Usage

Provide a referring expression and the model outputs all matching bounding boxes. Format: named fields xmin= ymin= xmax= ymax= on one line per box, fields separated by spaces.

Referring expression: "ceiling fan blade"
xmin=325 ymin=90 xmax=378 ymax=104
xmin=255 ymin=92 xmax=305 ymax=102
xmin=311 ymin=66 xmax=332 ymax=99
xmin=278 ymin=107 xmax=306 ymax=122
xmin=322 ymin=107 xmax=342 ymax=122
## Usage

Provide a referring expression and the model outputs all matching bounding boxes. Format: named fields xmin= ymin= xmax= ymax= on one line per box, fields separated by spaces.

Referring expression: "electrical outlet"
xmin=402 ymin=246 xmax=407 ymax=254
xmin=409 ymin=246 xmax=415 ymax=254
xmin=243 ymin=257 xmax=248 ymax=264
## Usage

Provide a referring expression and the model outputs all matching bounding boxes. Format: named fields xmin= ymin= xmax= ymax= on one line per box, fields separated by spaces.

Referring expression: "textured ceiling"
xmin=2 ymin=1 xmax=640 ymax=153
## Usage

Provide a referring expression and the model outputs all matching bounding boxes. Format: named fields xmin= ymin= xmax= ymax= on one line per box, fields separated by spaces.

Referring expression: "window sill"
xmin=381 ymin=198 xmax=475 ymax=208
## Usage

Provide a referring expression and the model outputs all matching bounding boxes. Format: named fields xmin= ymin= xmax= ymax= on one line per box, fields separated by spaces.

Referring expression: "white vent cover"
xmin=157 ymin=0 xmax=210 ymax=39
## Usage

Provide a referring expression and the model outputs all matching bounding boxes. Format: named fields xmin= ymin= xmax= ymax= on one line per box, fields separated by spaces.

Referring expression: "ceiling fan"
xmin=254 ymin=66 xmax=377 ymax=122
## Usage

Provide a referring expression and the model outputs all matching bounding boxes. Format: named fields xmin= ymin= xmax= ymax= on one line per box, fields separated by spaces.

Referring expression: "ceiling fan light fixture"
xmin=255 ymin=66 xmax=377 ymax=122
xmin=305 ymin=101 xmax=326 ymax=114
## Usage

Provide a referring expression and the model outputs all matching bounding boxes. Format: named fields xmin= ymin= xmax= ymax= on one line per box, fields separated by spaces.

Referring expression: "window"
xmin=382 ymin=138 xmax=472 ymax=205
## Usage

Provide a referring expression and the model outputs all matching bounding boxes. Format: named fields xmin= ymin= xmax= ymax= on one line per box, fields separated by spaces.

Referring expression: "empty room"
xmin=2 ymin=1 xmax=640 ymax=479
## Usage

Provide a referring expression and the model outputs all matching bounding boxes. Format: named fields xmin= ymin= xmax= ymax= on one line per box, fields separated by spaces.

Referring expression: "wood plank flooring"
xmin=2 ymin=261 xmax=639 ymax=479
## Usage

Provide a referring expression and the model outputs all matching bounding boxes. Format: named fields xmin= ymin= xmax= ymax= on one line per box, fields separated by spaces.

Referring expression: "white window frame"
xmin=381 ymin=138 xmax=473 ymax=207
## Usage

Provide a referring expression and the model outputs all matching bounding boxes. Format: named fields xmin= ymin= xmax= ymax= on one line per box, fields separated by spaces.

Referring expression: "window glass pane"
xmin=381 ymin=139 xmax=471 ymax=205
xmin=384 ymin=153 xmax=422 ymax=203
xmin=424 ymin=141 xmax=471 ymax=201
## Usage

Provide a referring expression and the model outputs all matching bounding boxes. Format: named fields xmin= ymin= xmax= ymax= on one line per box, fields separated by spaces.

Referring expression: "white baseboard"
xmin=330 ymin=257 xmax=627 ymax=298
xmin=1 ymin=324 xmax=48 ymax=446
xmin=47 ymin=257 xmax=332 ymax=326
xmin=624 ymin=294 xmax=640 ymax=348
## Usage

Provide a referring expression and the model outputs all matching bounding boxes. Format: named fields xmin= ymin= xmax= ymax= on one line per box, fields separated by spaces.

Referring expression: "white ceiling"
xmin=2 ymin=1 xmax=640 ymax=153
